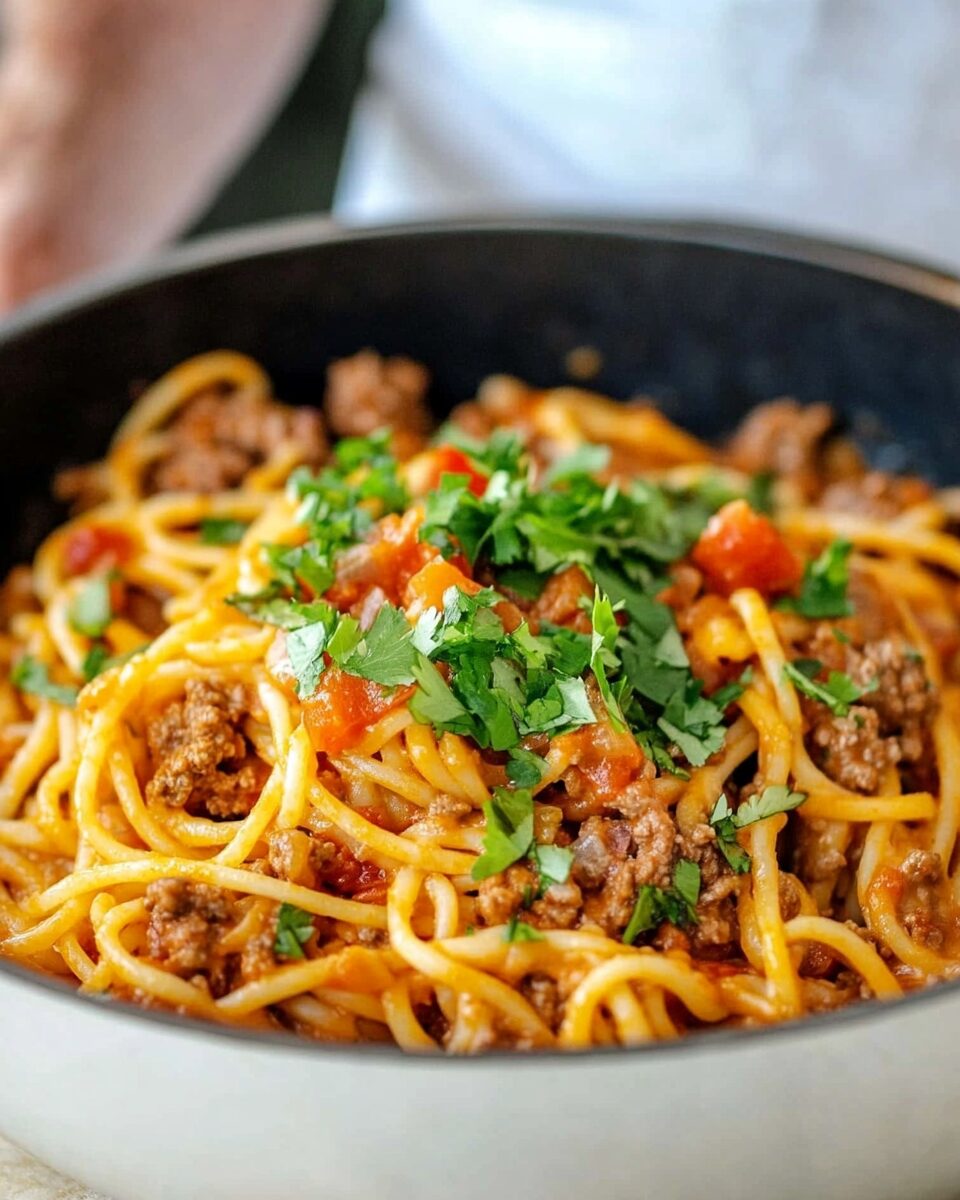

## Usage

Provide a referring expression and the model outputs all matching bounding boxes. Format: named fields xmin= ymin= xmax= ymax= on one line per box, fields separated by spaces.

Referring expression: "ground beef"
xmin=819 ymin=470 xmax=932 ymax=519
xmin=898 ymin=852 xmax=949 ymax=950
xmin=794 ymin=818 xmax=850 ymax=885
xmin=798 ymin=626 xmax=938 ymax=793
xmin=145 ymin=679 xmax=267 ymax=818
xmin=725 ymin=398 xmax=834 ymax=499
xmin=149 ymin=387 xmax=327 ymax=494
xmin=806 ymin=705 xmax=899 ymax=794
xmin=519 ymin=973 xmax=562 ymax=1031
xmin=324 ymin=350 xmax=431 ymax=438
xmin=475 ymin=863 xmax=582 ymax=930
xmin=571 ymin=807 xmax=678 ymax=937
xmin=266 ymin=828 xmax=316 ymax=887
xmin=144 ymin=878 xmax=234 ymax=976
xmin=679 ymin=828 xmax=741 ymax=953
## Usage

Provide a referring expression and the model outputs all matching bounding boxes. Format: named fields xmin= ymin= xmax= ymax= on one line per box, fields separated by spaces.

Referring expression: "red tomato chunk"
xmin=692 ymin=499 xmax=801 ymax=597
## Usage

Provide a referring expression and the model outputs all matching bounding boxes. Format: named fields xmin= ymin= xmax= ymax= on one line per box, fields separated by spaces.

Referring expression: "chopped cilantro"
xmin=506 ymin=747 xmax=547 ymax=787
xmin=589 ymin=589 xmax=627 ymax=730
xmin=11 ymin=656 xmax=78 ymax=706
xmin=622 ymin=859 xmax=701 ymax=945
xmin=68 ymin=576 xmax=113 ymax=638
xmin=530 ymin=843 xmax=574 ymax=891
xmin=780 ymin=539 xmax=853 ymax=620
xmin=542 ymin=443 xmax=611 ymax=484
xmin=286 ymin=620 xmax=336 ymax=698
xmin=472 ymin=788 xmax=535 ymax=881
xmin=333 ymin=603 xmax=417 ymax=686
xmin=81 ymin=642 xmax=148 ymax=682
xmin=783 ymin=658 xmax=878 ymax=717
xmin=198 ymin=517 xmax=249 ymax=546
xmin=734 ymin=784 xmax=807 ymax=826
xmin=708 ymin=788 xmax=806 ymax=876
xmin=274 ymin=903 xmax=314 ymax=959
xmin=503 ymin=915 xmax=546 ymax=943
xmin=225 ymin=589 xmax=334 ymax=630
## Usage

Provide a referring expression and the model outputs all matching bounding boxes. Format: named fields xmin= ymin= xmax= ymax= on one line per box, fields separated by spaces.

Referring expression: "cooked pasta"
xmin=1 ymin=348 xmax=958 ymax=1053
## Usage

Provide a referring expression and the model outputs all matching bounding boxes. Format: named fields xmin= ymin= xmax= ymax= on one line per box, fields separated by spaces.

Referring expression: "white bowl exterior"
xmin=0 ymin=969 xmax=957 ymax=1200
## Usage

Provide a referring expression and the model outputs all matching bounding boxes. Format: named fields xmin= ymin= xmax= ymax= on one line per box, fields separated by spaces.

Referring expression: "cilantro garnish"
xmin=198 ymin=517 xmax=249 ymax=546
xmin=709 ymin=785 xmax=806 ymax=874
xmin=505 ymin=747 xmax=547 ymax=787
xmin=503 ymin=915 xmax=545 ymax=943
xmin=11 ymin=656 xmax=78 ymax=706
xmin=779 ymin=539 xmax=852 ymax=619
xmin=589 ymin=589 xmax=627 ymax=730
xmin=783 ymin=658 xmax=877 ymax=717
xmin=68 ymin=576 xmax=113 ymax=638
xmin=530 ymin=843 xmax=574 ymax=891
xmin=253 ymin=431 xmax=408 ymax=598
xmin=471 ymin=785 xmax=573 ymax=901
xmin=81 ymin=642 xmax=148 ymax=682
xmin=274 ymin=903 xmax=314 ymax=959
xmin=543 ymin=443 xmax=611 ymax=484
xmin=472 ymin=788 xmax=535 ymax=881
xmin=224 ymin=589 xmax=333 ymax=630
xmin=734 ymin=784 xmax=807 ymax=826
xmin=622 ymin=859 xmax=701 ymax=945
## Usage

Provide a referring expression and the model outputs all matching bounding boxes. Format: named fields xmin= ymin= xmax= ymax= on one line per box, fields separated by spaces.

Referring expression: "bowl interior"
xmin=1 ymin=219 xmax=958 ymax=559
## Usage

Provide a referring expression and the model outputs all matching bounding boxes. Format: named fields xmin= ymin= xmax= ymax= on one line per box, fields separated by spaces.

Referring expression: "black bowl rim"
xmin=2 ymin=212 xmax=960 ymax=1066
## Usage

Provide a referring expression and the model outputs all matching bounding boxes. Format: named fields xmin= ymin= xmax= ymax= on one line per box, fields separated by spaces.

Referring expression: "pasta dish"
xmin=0 ymin=348 xmax=957 ymax=1053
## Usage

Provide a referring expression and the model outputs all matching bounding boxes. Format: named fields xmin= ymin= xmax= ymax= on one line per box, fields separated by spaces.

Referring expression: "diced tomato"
xmin=427 ymin=445 xmax=488 ymax=497
xmin=403 ymin=557 xmax=480 ymax=616
xmin=62 ymin=525 xmax=133 ymax=576
xmin=326 ymin=513 xmax=436 ymax=610
xmin=314 ymin=840 xmax=388 ymax=904
xmin=554 ymin=722 xmax=644 ymax=807
xmin=691 ymin=500 xmax=801 ymax=598
xmin=303 ymin=667 xmax=413 ymax=755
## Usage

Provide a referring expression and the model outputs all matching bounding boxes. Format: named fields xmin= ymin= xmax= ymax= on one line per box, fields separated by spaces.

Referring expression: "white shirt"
xmin=336 ymin=0 xmax=960 ymax=268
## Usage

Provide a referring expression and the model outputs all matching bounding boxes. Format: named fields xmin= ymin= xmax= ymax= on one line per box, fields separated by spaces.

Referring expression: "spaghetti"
xmin=1 ymin=350 xmax=958 ymax=1053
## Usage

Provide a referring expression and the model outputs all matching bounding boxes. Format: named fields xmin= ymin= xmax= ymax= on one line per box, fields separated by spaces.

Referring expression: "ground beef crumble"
xmin=798 ymin=625 xmax=938 ymax=794
xmin=324 ymin=350 xmax=431 ymax=439
xmin=144 ymin=878 xmax=234 ymax=976
xmin=145 ymin=679 xmax=268 ymax=818
xmin=149 ymin=387 xmax=327 ymax=494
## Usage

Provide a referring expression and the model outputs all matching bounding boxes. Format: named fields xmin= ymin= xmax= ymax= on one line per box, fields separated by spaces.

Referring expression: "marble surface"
xmin=0 ymin=1136 xmax=104 ymax=1200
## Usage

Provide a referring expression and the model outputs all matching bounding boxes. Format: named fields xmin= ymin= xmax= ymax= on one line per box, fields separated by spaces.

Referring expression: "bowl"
xmin=2 ymin=217 xmax=960 ymax=1200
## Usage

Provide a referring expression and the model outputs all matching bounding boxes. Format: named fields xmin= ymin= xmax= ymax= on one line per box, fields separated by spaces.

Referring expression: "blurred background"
xmin=4 ymin=0 xmax=960 ymax=314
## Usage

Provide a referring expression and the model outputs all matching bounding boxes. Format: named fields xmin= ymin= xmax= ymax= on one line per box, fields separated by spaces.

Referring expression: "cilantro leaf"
xmin=274 ymin=903 xmax=314 ymax=959
xmin=335 ymin=603 xmax=417 ymax=686
xmin=225 ymin=590 xmax=335 ymax=631
xmin=733 ymin=784 xmax=806 ymax=826
xmin=622 ymin=859 xmax=700 ymax=945
xmin=68 ymin=576 xmax=113 ymax=638
xmin=589 ymin=589 xmax=627 ymax=730
xmin=672 ymin=858 xmax=701 ymax=910
xmin=286 ymin=621 xmax=335 ymax=697
xmin=11 ymin=656 xmax=78 ymax=706
xmin=409 ymin=656 xmax=473 ymax=731
xmin=198 ymin=517 xmax=249 ymax=546
xmin=506 ymin=747 xmax=547 ymax=787
xmin=542 ymin=443 xmax=611 ymax=484
xmin=708 ymin=787 xmax=806 ymax=874
xmin=707 ymin=793 xmax=752 ymax=874
xmin=81 ymin=642 xmax=148 ymax=682
xmin=472 ymin=787 xmax=535 ymax=881
xmin=783 ymin=659 xmax=877 ymax=717
xmin=780 ymin=539 xmax=853 ymax=619
xmin=530 ymin=842 xmax=574 ymax=890
xmin=503 ymin=915 xmax=545 ymax=943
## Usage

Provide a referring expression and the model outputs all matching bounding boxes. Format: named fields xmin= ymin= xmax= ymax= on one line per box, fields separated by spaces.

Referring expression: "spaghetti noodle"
xmin=1 ymin=350 xmax=958 ymax=1053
